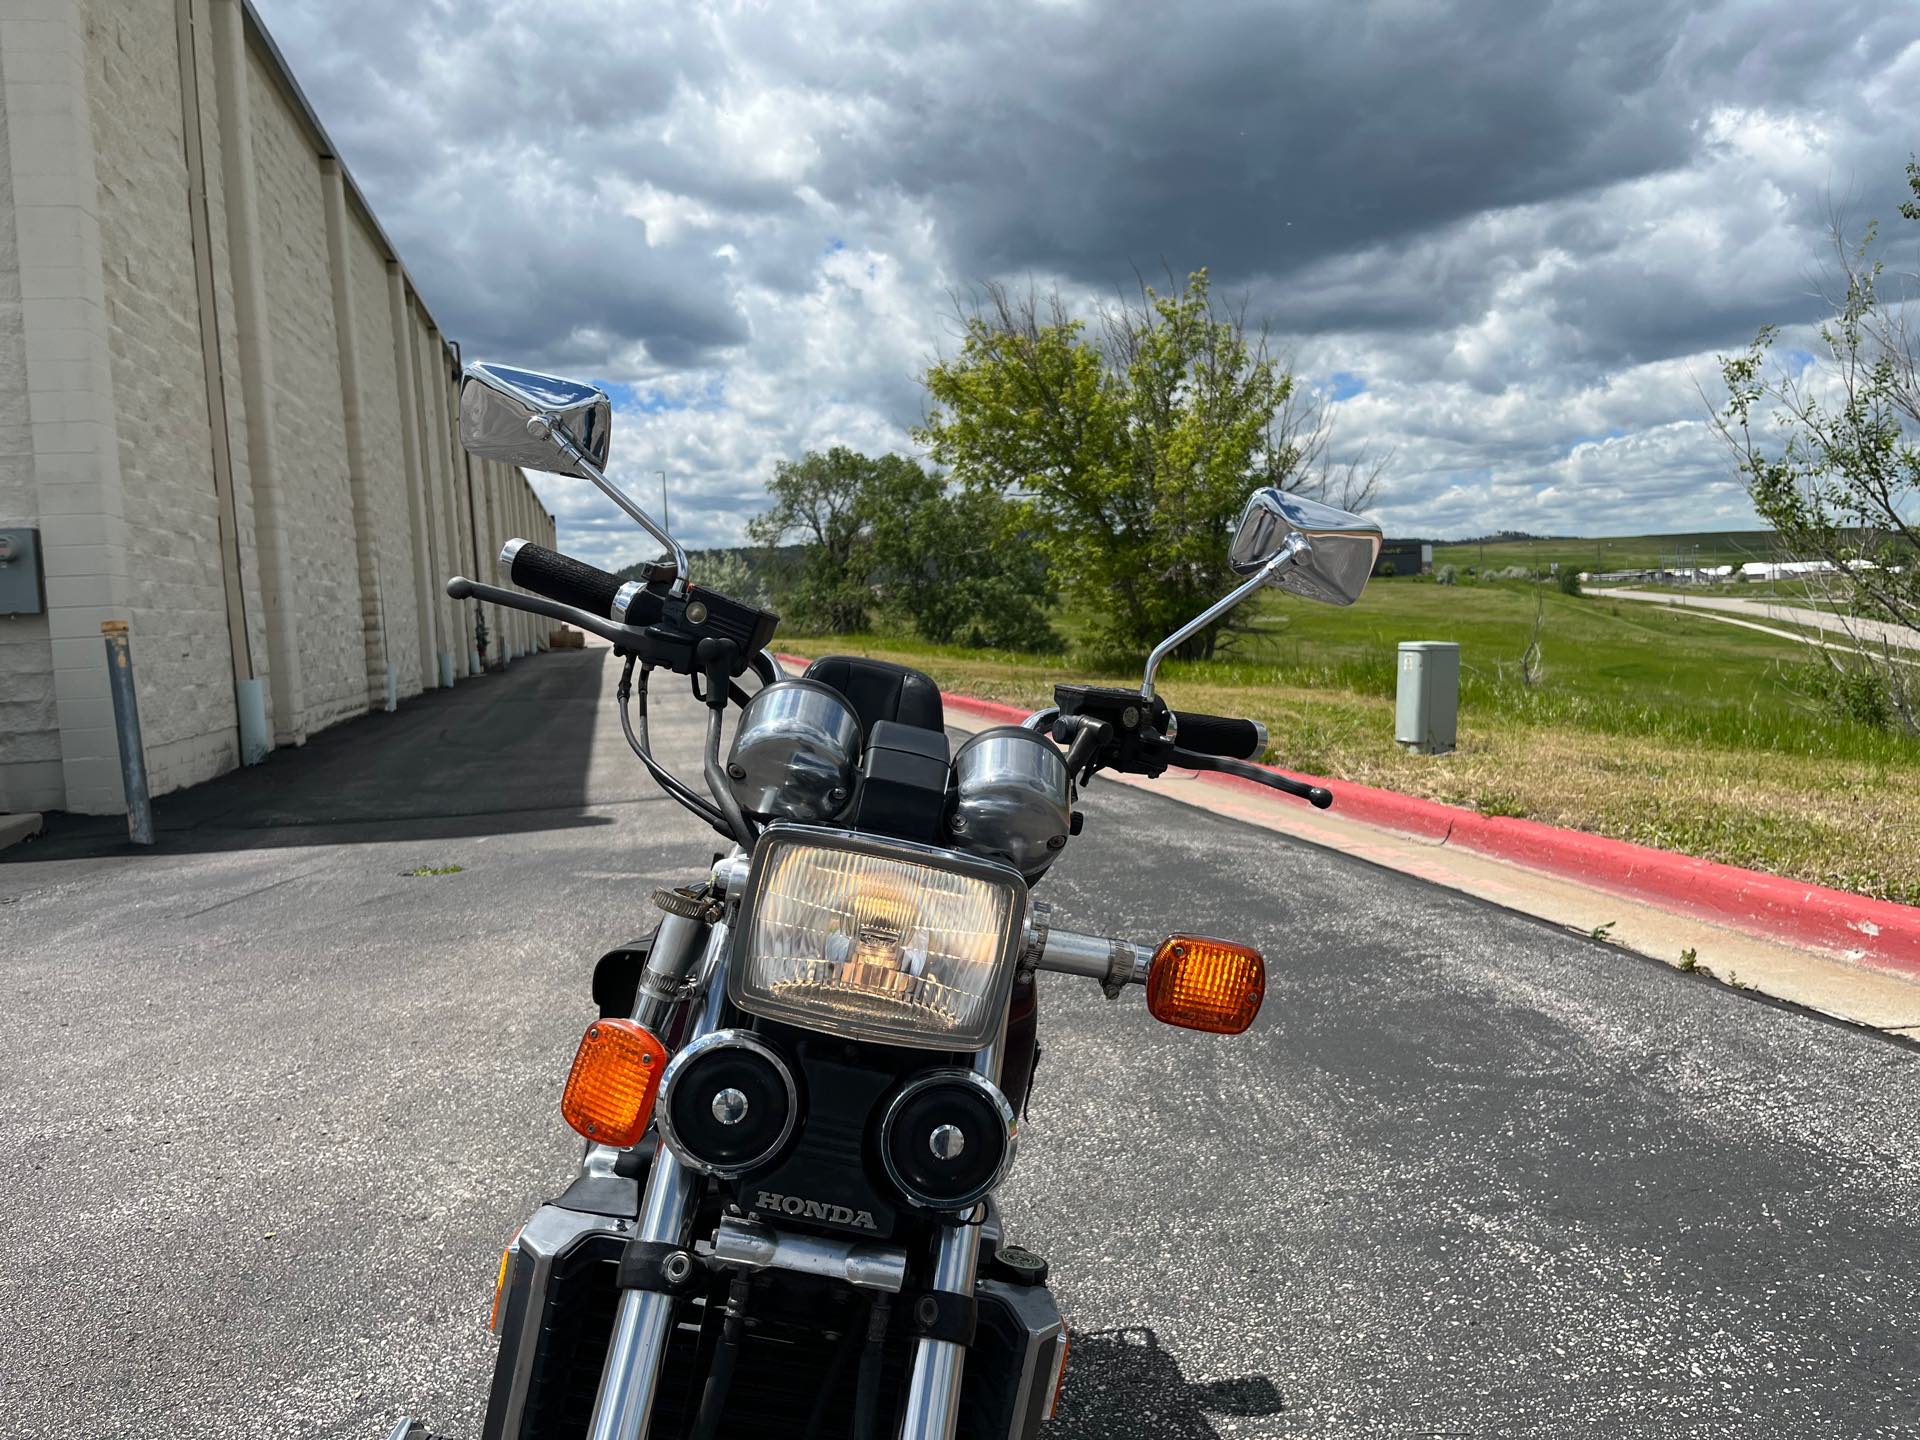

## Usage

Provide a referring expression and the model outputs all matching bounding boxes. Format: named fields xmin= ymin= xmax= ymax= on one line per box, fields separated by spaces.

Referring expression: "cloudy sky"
xmin=254 ymin=0 xmax=1920 ymax=571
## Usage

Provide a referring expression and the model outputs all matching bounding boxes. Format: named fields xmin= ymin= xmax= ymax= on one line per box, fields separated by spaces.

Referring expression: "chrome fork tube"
xmin=586 ymin=924 xmax=731 ymax=1440
xmin=630 ymin=909 xmax=708 ymax=1032
xmin=895 ymin=1026 xmax=1006 ymax=1440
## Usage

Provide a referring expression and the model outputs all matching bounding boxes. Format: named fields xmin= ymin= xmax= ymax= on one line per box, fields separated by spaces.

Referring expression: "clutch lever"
xmin=1165 ymin=747 xmax=1333 ymax=809
xmin=447 ymin=576 xmax=659 ymax=655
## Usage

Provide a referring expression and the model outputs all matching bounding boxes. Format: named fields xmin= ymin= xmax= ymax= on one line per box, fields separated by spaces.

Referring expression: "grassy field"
xmin=1433 ymin=530 xmax=1779 ymax=575
xmin=783 ymin=575 xmax=1920 ymax=906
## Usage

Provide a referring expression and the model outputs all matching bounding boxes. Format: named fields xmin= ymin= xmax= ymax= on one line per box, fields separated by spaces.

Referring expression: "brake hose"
xmin=617 ymin=656 xmax=733 ymax=835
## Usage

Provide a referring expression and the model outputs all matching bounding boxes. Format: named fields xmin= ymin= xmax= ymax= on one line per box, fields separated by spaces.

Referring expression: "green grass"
xmin=1211 ymin=578 xmax=1914 ymax=763
xmin=401 ymin=864 xmax=464 ymax=877
xmin=1434 ymin=529 xmax=1780 ymax=576
xmin=783 ymin=575 xmax=1920 ymax=903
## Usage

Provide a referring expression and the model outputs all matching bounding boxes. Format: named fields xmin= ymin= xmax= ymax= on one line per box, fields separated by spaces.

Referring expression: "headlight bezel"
xmin=726 ymin=825 xmax=1029 ymax=1051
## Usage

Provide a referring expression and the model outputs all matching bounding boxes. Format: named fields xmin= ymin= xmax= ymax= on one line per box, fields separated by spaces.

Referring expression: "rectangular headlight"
xmin=728 ymin=828 xmax=1027 ymax=1051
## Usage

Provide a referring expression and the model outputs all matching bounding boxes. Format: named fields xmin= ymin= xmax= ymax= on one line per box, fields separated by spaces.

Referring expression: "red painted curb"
xmin=773 ymin=656 xmax=1920 ymax=980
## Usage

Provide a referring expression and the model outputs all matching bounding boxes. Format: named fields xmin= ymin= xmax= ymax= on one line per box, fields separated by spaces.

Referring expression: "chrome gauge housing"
xmin=726 ymin=679 xmax=862 ymax=823
xmin=948 ymin=726 xmax=1072 ymax=881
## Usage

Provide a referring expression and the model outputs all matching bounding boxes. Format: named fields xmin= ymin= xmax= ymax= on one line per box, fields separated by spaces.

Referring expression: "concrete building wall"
xmin=0 ymin=0 xmax=554 ymax=818
xmin=345 ymin=213 xmax=420 ymax=701
xmin=0 ymin=71 xmax=61 ymax=813
xmin=81 ymin=0 xmax=239 ymax=796
xmin=247 ymin=46 xmax=363 ymax=735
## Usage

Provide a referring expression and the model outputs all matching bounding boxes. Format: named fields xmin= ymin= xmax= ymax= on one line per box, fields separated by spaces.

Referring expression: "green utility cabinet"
xmin=1395 ymin=641 xmax=1458 ymax=754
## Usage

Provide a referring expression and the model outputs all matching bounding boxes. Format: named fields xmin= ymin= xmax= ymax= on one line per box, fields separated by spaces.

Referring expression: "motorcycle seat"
xmin=802 ymin=655 xmax=944 ymax=736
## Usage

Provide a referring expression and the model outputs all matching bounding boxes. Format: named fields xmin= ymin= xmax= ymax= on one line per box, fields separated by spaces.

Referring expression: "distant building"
xmin=1374 ymin=541 xmax=1433 ymax=577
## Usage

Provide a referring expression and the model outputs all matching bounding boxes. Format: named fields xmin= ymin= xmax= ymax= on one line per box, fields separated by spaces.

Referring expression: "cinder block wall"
xmin=0 ymin=81 xmax=60 ymax=813
xmin=345 ymin=203 xmax=421 ymax=700
xmin=85 ymin=0 xmax=240 ymax=796
xmin=0 ymin=0 xmax=556 ymax=816
xmin=247 ymin=43 xmax=363 ymax=736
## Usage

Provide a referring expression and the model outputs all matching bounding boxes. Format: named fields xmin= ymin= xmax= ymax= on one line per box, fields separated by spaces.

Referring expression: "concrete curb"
xmin=772 ymin=655 xmax=1920 ymax=981
xmin=0 ymin=812 xmax=45 ymax=852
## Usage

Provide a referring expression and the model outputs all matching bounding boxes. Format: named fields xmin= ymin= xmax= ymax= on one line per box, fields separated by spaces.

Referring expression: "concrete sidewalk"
xmin=955 ymin=693 xmax=1920 ymax=1040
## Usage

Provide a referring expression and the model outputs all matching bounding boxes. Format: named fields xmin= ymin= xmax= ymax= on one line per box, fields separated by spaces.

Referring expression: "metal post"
xmin=101 ymin=622 xmax=154 ymax=846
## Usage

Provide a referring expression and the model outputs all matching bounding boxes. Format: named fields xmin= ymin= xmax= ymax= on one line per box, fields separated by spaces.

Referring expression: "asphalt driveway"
xmin=2 ymin=644 xmax=1916 ymax=1438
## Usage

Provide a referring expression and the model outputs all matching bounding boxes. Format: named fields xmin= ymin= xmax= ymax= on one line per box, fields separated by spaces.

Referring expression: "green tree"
xmin=1714 ymin=159 xmax=1920 ymax=732
xmin=748 ymin=446 xmax=1058 ymax=648
xmin=746 ymin=447 xmax=916 ymax=632
xmin=917 ymin=269 xmax=1380 ymax=661
xmin=865 ymin=474 xmax=1060 ymax=651
xmin=693 ymin=549 xmax=771 ymax=611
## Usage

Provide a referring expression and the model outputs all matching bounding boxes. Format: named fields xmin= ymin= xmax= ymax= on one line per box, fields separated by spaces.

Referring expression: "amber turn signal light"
xmin=489 ymin=1229 xmax=522 ymax=1335
xmin=1146 ymin=936 xmax=1265 ymax=1034
xmin=561 ymin=1019 xmax=668 ymax=1147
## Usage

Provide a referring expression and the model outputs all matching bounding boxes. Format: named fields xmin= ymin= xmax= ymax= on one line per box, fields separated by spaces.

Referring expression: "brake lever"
xmin=1165 ymin=747 xmax=1333 ymax=809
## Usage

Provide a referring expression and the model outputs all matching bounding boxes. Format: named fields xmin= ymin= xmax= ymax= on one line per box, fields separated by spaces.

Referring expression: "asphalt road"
xmin=1597 ymin=587 xmax=1920 ymax=654
xmin=3 ymin=644 xmax=1917 ymax=1438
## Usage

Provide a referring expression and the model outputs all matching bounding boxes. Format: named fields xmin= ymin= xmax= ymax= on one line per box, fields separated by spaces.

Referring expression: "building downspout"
xmin=209 ymin=0 xmax=305 ymax=746
xmin=174 ymin=0 xmax=268 ymax=763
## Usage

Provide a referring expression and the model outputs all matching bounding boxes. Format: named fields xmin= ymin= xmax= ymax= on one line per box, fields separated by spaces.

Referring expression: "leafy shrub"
xmin=1379 ymin=560 xmax=1397 ymax=578
xmin=1801 ymin=660 xmax=1895 ymax=730
xmin=1556 ymin=567 xmax=1583 ymax=596
xmin=1435 ymin=563 xmax=1458 ymax=586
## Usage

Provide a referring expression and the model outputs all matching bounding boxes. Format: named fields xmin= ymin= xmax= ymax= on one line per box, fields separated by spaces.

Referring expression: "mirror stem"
xmin=1139 ymin=533 xmax=1307 ymax=699
xmin=530 ymin=416 xmax=691 ymax=593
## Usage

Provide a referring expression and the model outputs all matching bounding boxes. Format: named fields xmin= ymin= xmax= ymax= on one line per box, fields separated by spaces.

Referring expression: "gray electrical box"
xmin=0 ymin=527 xmax=45 ymax=616
xmin=1395 ymin=641 xmax=1459 ymax=754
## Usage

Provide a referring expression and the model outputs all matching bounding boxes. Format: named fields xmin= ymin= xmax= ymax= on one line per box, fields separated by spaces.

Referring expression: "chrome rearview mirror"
xmin=1140 ymin=486 xmax=1382 ymax=697
xmin=459 ymin=362 xmax=611 ymax=476
xmin=458 ymin=360 xmax=686 ymax=588
xmin=1229 ymin=488 xmax=1381 ymax=607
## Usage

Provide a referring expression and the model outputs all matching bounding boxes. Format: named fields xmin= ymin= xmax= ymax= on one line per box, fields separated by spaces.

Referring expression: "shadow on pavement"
xmin=10 ymin=648 xmax=623 ymax=861
xmin=1049 ymin=1327 xmax=1286 ymax=1438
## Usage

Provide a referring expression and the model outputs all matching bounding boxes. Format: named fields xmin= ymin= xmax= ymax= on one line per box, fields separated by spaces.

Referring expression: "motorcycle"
xmin=390 ymin=361 xmax=1381 ymax=1440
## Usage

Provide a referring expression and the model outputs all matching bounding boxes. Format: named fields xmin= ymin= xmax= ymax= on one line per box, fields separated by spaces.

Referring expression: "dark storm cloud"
xmin=809 ymin=0 xmax=1912 ymax=367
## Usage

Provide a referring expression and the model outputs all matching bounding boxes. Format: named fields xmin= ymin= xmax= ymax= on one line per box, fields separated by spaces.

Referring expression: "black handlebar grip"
xmin=500 ymin=538 xmax=626 ymax=618
xmin=1169 ymin=710 xmax=1268 ymax=761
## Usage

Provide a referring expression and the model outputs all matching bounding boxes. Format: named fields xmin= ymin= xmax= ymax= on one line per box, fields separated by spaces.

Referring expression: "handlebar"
xmin=1167 ymin=710 xmax=1268 ymax=761
xmin=499 ymin=538 xmax=627 ymax=618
